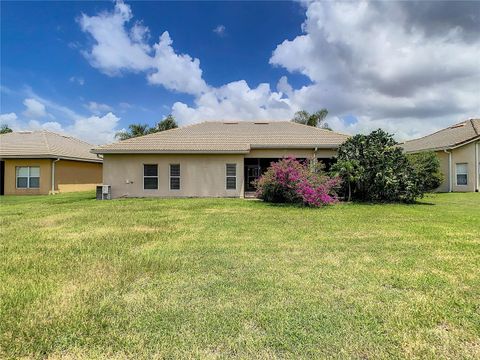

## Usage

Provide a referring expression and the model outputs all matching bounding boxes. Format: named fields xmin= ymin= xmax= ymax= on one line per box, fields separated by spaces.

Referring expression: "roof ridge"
xmin=41 ymin=130 xmax=52 ymax=154
xmin=287 ymin=120 xmax=351 ymax=137
xmin=470 ymin=118 xmax=480 ymax=135
xmin=107 ymin=121 xmax=204 ymax=146
xmin=50 ymin=131 xmax=95 ymax=147
xmin=41 ymin=130 xmax=95 ymax=148
xmin=403 ymin=119 xmax=466 ymax=144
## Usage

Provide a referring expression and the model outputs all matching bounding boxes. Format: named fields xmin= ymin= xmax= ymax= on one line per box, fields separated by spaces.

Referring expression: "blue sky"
xmin=1 ymin=1 xmax=479 ymax=144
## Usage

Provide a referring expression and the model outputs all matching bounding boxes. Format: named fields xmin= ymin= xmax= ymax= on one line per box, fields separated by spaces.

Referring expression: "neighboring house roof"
xmin=92 ymin=121 xmax=350 ymax=154
xmin=402 ymin=118 xmax=480 ymax=153
xmin=0 ymin=130 xmax=102 ymax=162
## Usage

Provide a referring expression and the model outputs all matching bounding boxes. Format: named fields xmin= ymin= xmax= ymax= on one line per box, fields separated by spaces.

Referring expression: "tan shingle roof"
xmin=92 ymin=121 xmax=350 ymax=154
xmin=402 ymin=119 xmax=480 ymax=153
xmin=0 ymin=131 xmax=101 ymax=162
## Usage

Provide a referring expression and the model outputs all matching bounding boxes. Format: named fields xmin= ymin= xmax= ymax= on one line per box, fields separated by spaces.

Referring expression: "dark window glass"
xmin=226 ymin=164 xmax=236 ymax=176
xmin=144 ymin=177 xmax=158 ymax=189
xmin=226 ymin=177 xmax=236 ymax=190
xmin=226 ymin=163 xmax=236 ymax=190
xmin=17 ymin=177 xmax=28 ymax=188
xmin=29 ymin=177 xmax=40 ymax=188
xmin=144 ymin=164 xmax=158 ymax=177
xmin=170 ymin=177 xmax=180 ymax=190
xmin=170 ymin=164 xmax=180 ymax=177
xmin=457 ymin=174 xmax=467 ymax=185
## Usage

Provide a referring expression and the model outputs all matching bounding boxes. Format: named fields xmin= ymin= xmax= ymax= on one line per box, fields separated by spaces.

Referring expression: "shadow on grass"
xmin=261 ymin=199 xmax=436 ymax=207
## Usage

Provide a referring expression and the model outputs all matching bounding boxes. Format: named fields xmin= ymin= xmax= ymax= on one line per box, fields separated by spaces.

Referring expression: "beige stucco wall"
xmin=3 ymin=159 xmax=52 ymax=195
xmin=450 ymin=141 xmax=478 ymax=192
xmin=103 ymin=154 xmax=245 ymax=198
xmin=246 ymin=148 xmax=337 ymax=158
xmin=434 ymin=150 xmax=450 ymax=192
xmin=55 ymin=160 xmax=102 ymax=192
xmin=477 ymin=141 xmax=480 ymax=192
xmin=433 ymin=141 xmax=479 ymax=192
xmin=2 ymin=158 xmax=103 ymax=195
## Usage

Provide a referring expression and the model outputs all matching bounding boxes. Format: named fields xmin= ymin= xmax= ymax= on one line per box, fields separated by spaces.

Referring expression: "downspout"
xmin=51 ymin=158 xmax=60 ymax=194
xmin=444 ymin=149 xmax=452 ymax=192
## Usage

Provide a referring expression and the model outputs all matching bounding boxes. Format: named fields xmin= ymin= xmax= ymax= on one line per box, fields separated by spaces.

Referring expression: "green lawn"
xmin=1 ymin=192 xmax=479 ymax=359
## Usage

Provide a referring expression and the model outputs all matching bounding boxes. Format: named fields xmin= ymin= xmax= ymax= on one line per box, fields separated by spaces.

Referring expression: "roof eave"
xmin=91 ymin=149 xmax=250 ymax=155
xmin=250 ymin=144 xmax=341 ymax=149
xmin=404 ymin=135 xmax=480 ymax=153
xmin=0 ymin=154 xmax=102 ymax=163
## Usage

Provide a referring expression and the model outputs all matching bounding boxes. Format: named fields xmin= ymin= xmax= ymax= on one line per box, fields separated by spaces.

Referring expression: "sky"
xmin=1 ymin=0 xmax=479 ymax=145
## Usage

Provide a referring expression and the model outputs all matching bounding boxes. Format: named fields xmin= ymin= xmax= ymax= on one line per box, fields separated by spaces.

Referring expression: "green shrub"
xmin=332 ymin=129 xmax=440 ymax=203
xmin=407 ymin=151 xmax=444 ymax=193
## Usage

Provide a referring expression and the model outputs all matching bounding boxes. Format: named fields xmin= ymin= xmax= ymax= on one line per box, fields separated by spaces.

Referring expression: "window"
xmin=170 ymin=164 xmax=180 ymax=190
xmin=226 ymin=163 xmax=236 ymax=190
xmin=456 ymin=163 xmax=468 ymax=186
xmin=16 ymin=166 xmax=40 ymax=189
xmin=143 ymin=164 xmax=158 ymax=189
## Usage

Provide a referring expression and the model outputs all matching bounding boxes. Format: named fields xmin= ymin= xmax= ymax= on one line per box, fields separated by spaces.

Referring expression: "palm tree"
xmin=0 ymin=124 xmax=13 ymax=134
xmin=154 ymin=114 xmax=178 ymax=132
xmin=115 ymin=115 xmax=179 ymax=141
xmin=291 ymin=109 xmax=330 ymax=129
xmin=115 ymin=124 xmax=152 ymax=140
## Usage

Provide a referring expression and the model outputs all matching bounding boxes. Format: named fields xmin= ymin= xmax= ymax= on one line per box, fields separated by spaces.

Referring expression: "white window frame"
xmin=16 ymin=166 xmax=40 ymax=189
xmin=226 ymin=163 xmax=237 ymax=190
xmin=143 ymin=164 xmax=159 ymax=190
xmin=169 ymin=164 xmax=181 ymax=190
xmin=455 ymin=163 xmax=468 ymax=186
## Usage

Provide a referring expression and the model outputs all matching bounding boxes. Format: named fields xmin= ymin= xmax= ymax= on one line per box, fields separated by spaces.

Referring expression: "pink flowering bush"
xmin=254 ymin=157 xmax=341 ymax=207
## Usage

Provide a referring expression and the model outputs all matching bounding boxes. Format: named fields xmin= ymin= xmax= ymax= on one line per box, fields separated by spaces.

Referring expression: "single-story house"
xmin=0 ymin=130 xmax=102 ymax=195
xmin=92 ymin=121 xmax=349 ymax=198
xmin=403 ymin=118 xmax=479 ymax=192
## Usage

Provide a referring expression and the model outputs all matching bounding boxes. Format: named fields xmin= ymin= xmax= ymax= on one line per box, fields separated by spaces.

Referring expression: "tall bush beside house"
xmin=332 ymin=129 xmax=437 ymax=203
xmin=255 ymin=157 xmax=340 ymax=207
xmin=407 ymin=151 xmax=444 ymax=193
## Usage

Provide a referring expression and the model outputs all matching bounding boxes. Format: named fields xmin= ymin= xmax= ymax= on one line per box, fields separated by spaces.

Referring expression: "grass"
xmin=0 ymin=192 xmax=479 ymax=359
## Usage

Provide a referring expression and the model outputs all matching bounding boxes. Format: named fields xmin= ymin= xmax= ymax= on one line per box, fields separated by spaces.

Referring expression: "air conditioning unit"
xmin=96 ymin=185 xmax=111 ymax=200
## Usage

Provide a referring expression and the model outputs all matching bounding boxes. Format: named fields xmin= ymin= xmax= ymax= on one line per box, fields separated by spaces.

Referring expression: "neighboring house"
xmin=403 ymin=119 xmax=480 ymax=192
xmin=0 ymin=131 xmax=102 ymax=195
xmin=92 ymin=121 xmax=349 ymax=198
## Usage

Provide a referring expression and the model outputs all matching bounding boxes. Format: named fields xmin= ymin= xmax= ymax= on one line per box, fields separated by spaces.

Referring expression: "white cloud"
xmin=69 ymin=76 xmax=85 ymax=85
xmin=213 ymin=25 xmax=226 ymax=37
xmin=68 ymin=112 xmax=120 ymax=144
xmin=1 ymin=110 xmax=120 ymax=145
xmin=22 ymin=98 xmax=47 ymax=119
xmin=0 ymin=112 xmax=18 ymax=126
xmin=85 ymin=101 xmax=113 ymax=115
xmin=119 ymin=102 xmax=132 ymax=109
xmin=269 ymin=1 xmax=480 ymax=138
xmin=1 ymin=93 xmax=120 ymax=144
xmin=78 ymin=0 xmax=152 ymax=74
xmin=27 ymin=120 xmax=65 ymax=133
xmin=172 ymin=80 xmax=297 ymax=124
xmin=147 ymin=31 xmax=208 ymax=95
xmin=78 ymin=1 xmax=480 ymax=139
xmin=79 ymin=1 xmax=207 ymax=95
